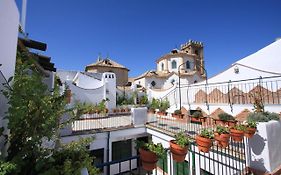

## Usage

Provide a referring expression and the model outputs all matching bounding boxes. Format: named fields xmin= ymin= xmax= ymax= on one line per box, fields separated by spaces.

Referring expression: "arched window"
xmin=161 ymin=63 xmax=164 ymax=71
xmin=171 ymin=60 xmax=177 ymax=69
xmin=194 ymin=80 xmax=197 ymax=84
xmin=186 ymin=61 xmax=190 ymax=69
xmin=151 ymin=81 xmax=156 ymax=87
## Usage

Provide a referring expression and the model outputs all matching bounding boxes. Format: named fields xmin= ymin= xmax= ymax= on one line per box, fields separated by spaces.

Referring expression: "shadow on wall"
xmin=248 ymin=134 xmax=267 ymax=172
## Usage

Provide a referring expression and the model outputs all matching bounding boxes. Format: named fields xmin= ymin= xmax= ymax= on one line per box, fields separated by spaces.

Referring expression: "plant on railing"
xmin=174 ymin=110 xmax=182 ymax=115
xmin=217 ymin=112 xmax=236 ymax=126
xmin=214 ymin=125 xmax=230 ymax=148
xmin=196 ymin=128 xmax=214 ymax=153
xmin=247 ymin=111 xmax=280 ymax=122
xmin=158 ymin=98 xmax=170 ymax=114
xmin=170 ymin=132 xmax=189 ymax=162
xmin=230 ymin=124 xmax=246 ymax=142
xmin=249 ymin=91 xmax=264 ymax=113
xmin=139 ymin=94 xmax=148 ymax=105
xmin=1 ymin=51 xmax=99 ymax=175
xmin=147 ymin=98 xmax=160 ymax=113
xmin=192 ymin=111 xmax=203 ymax=118
xmin=135 ymin=140 xmax=165 ymax=171
xmin=218 ymin=113 xmax=235 ymax=121
xmin=244 ymin=120 xmax=258 ymax=138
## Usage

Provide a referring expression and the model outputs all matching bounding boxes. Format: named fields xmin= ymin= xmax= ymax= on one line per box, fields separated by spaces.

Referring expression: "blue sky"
xmin=16 ymin=0 xmax=281 ymax=78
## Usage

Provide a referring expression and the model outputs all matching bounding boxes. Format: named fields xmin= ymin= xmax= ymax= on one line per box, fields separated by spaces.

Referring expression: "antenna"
xmin=21 ymin=0 xmax=27 ymax=33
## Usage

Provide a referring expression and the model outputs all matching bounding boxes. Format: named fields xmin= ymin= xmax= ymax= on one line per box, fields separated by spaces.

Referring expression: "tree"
xmin=1 ymin=51 xmax=98 ymax=175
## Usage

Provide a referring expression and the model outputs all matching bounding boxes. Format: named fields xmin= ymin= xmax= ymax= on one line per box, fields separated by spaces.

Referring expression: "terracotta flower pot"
xmin=230 ymin=129 xmax=244 ymax=142
xmin=157 ymin=111 xmax=167 ymax=116
xmin=244 ymin=127 xmax=257 ymax=138
xmin=214 ymin=132 xmax=230 ymax=148
xmin=214 ymin=119 xmax=237 ymax=127
xmin=169 ymin=140 xmax=188 ymax=162
xmin=139 ymin=148 xmax=158 ymax=171
xmin=172 ymin=113 xmax=184 ymax=119
xmin=196 ymin=135 xmax=212 ymax=153
xmin=148 ymin=109 xmax=155 ymax=114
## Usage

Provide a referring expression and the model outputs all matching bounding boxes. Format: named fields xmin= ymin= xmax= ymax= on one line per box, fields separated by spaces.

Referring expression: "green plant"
xmin=174 ymin=109 xmax=182 ymax=115
xmin=218 ymin=113 xmax=235 ymax=121
xmin=232 ymin=124 xmax=246 ymax=131
xmin=199 ymin=128 xmax=214 ymax=139
xmin=174 ymin=132 xmax=189 ymax=148
xmin=247 ymin=112 xmax=280 ymax=122
xmin=246 ymin=120 xmax=257 ymax=128
xmin=192 ymin=111 xmax=202 ymax=118
xmin=135 ymin=140 xmax=166 ymax=158
xmin=159 ymin=99 xmax=170 ymax=112
xmin=139 ymin=94 xmax=148 ymax=105
xmin=149 ymin=98 xmax=160 ymax=110
xmin=215 ymin=125 xmax=229 ymax=134
xmin=0 ymin=160 xmax=17 ymax=175
xmin=249 ymin=92 xmax=264 ymax=113
xmin=1 ymin=51 xmax=99 ymax=175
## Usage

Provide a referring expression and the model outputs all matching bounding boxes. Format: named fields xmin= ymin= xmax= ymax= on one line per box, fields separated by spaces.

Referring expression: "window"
xmin=195 ymin=50 xmax=199 ymax=55
xmin=171 ymin=79 xmax=175 ymax=85
xmin=151 ymin=81 xmax=156 ymax=87
xmin=172 ymin=60 xmax=177 ymax=69
xmin=112 ymin=140 xmax=132 ymax=161
xmin=161 ymin=63 xmax=164 ymax=71
xmin=186 ymin=61 xmax=190 ymax=69
xmin=90 ymin=149 xmax=104 ymax=171
xmin=194 ymin=80 xmax=198 ymax=84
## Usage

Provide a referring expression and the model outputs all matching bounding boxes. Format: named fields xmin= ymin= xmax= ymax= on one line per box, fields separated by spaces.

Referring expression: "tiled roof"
xmin=134 ymin=70 xmax=197 ymax=80
xmin=86 ymin=58 xmax=129 ymax=71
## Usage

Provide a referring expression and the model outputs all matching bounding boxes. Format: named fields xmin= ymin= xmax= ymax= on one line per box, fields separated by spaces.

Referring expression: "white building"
xmin=134 ymin=40 xmax=206 ymax=90
xmin=56 ymin=70 xmax=116 ymax=110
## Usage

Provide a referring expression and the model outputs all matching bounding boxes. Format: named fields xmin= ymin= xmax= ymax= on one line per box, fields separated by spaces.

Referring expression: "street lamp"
xmin=178 ymin=61 xmax=208 ymax=111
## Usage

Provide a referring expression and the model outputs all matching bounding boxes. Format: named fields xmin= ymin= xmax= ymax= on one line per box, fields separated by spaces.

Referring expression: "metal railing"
xmin=146 ymin=113 xmax=247 ymax=175
xmin=161 ymin=76 xmax=281 ymax=108
xmin=72 ymin=112 xmax=133 ymax=132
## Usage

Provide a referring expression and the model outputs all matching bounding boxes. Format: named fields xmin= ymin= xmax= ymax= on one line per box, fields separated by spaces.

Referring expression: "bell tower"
xmin=180 ymin=40 xmax=205 ymax=77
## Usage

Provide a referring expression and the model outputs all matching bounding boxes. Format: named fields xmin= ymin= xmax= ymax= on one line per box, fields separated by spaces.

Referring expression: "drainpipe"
xmin=106 ymin=131 xmax=110 ymax=175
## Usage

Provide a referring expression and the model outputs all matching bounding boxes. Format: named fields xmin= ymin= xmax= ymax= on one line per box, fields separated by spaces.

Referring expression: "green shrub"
xmin=174 ymin=132 xmax=189 ymax=147
xmin=232 ymin=124 xmax=246 ymax=131
xmin=218 ymin=113 xmax=235 ymax=121
xmin=247 ymin=112 xmax=280 ymax=122
xmin=159 ymin=99 xmax=170 ymax=112
xmin=149 ymin=98 xmax=160 ymax=110
xmin=192 ymin=111 xmax=202 ymax=118
xmin=174 ymin=109 xmax=182 ymax=115
xmin=199 ymin=128 xmax=214 ymax=139
xmin=215 ymin=125 xmax=229 ymax=134
xmin=0 ymin=160 xmax=17 ymax=175
xmin=135 ymin=140 xmax=166 ymax=158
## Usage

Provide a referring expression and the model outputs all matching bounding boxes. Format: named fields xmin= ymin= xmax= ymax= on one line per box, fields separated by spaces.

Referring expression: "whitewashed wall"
xmin=0 ymin=0 xmax=19 ymax=155
xmin=246 ymin=120 xmax=281 ymax=173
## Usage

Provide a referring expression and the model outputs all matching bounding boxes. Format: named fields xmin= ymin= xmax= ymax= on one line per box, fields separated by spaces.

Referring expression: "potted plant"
xmin=136 ymin=140 xmax=166 ymax=171
xmin=216 ymin=113 xmax=237 ymax=127
xmin=172 ymin=109 xmax=184 ymax=119
xmin=148 ymin=98 xmax=159 ymax=114
xmin=169 ymin=132 xmax=189 ymax=162
xmin=244 ymin=120 xmax=257 ymax=138
xmin=113 ymin=108 xmax=120 ymax=113
xmin=124 ymin=107 xmax=130 ymax=113
xmin=157 ymin=99 xmax=170 ymax=116
xmin=196 ymin=128 xmax=214 ymax=153
xmin=214 ymin=125 xmax=230 ymax=148
xmin=190 ymin=110 xmax=205 ymax=123
xmin=230 ymin=124 xmax=246 ymax=142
